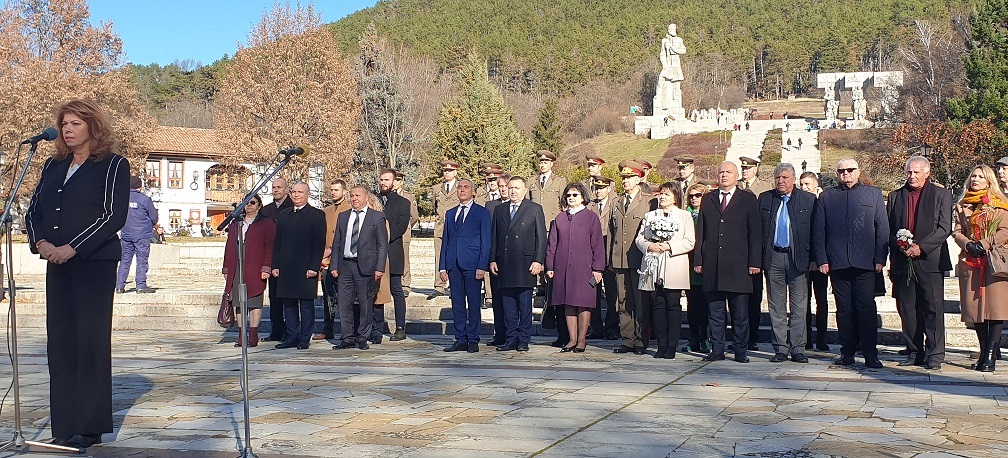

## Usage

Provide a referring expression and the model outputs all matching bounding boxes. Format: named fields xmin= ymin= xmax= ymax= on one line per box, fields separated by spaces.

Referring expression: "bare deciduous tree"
xmin=213 ymin=2 xmax=359 ymax=185
xmin=0 ymin=0 xmax=154 ymax=196
xmin=898 ymin=19 xmax=967 ymax=123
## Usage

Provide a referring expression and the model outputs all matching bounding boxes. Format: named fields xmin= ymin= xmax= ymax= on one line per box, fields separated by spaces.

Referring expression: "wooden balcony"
xmin=205 ymin=189 xmax=247 ymax=203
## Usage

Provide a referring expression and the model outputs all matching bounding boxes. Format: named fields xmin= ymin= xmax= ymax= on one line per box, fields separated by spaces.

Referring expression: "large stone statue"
xmin=823 ymin=86 xmax=839 ymax=121
xmin=851 ymin=86 xmax=867 ymax=121
xmin=653 ymin=23 xmax=686 ymax=120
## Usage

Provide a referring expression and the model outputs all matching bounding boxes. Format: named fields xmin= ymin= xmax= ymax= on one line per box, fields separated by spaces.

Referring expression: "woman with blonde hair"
xmin=953 ymin=164 xmax=1008 ymax=372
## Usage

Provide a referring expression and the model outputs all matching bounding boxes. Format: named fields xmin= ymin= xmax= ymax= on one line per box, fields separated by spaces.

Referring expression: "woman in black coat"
xmin=25 ymin=99 xmax=130 ymax=449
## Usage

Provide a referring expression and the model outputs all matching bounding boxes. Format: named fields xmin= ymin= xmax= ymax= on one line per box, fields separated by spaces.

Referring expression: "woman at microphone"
xmin=25 ymin=99 xmax=130 ymax=449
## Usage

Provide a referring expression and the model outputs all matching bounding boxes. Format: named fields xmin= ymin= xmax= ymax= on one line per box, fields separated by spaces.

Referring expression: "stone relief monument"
xmin=653 ymin=23 xmax=687 ymax=121
xmin=816 ymin=71 xmax=903 ymax=129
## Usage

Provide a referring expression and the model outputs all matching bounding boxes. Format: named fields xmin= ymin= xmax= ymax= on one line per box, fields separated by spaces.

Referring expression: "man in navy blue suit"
xmin=440 ymin=179 xmax=492 ymax=353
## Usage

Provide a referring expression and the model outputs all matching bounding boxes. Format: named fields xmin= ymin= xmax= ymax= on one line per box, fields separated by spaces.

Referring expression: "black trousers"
xmin=590 ymin=269 xmax=620 ymax=336
xmin=892 ymin=268 xmax=946 ymax=364
xmin=652 ymin=287 xmax=684 ymax=354
xmin=748 ymin=273 xmax=763 ymax=344
xmin=806 ymin=270 xmax=829 ymax=341
xmin=373 ymin=274 xmax=407 ymax=336
xmin=267 ymin=276 xmax=286 ymax=340
xmin=707 ymin=291 xmax=749 ymax=356
xmin=686 ymin=285 xmax=709 ymax=345
xmin=490 ymin=273 xmax=506 ymax=342
xmin=46 ymin=258 xmax=116 ymax=439
xmin=831 ymin=268 xmax=879 ymax=359
xmin=321 ymin=273 xmax=337 ymax=338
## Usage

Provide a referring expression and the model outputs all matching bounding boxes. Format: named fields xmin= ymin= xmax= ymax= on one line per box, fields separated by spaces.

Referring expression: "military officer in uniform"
xmin=428 ymin=159 xmax=460 ymax=299
xmin=737 ymin=155 xmax=772 ymax=349
xmin=581 ymin=154 xmax=607 ymax=190
xmin=476 ymin=163 xmax=504 ymax=308
xmin=675 ymin=157 xmax=697 ymax=209
xmin=589 ymin=176 xmax=619 ymax=339
xmin=636 ymin=158 xmax=655 ymax=195
xmin=610 ymin=162 xmax=654 ymax=354
xmin=529 ymin=150 xmax=569 ymax=346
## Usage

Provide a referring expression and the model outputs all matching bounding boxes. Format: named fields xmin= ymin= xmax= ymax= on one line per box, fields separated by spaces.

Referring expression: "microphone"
xmin=280 ymin=145 xmax=309 ymax=157
xmin=21 ymin=127 xmax=58 ymax=144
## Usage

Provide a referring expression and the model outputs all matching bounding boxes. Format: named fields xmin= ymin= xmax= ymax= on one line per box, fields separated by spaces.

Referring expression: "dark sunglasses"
xmin=837 ymin=167 xmax=858 ymax=174
xmin=689 ymin=193 xmax=704 ymax=198
xmin=565 ymin=193 xmax=581 ymax=197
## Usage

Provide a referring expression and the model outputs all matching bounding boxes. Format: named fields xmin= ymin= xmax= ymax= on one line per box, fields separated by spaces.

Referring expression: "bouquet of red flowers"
xmin=895 ymin=229 xmax=916 ymax=286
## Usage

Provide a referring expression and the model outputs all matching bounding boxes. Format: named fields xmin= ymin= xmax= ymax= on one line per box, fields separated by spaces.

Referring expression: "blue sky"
xmin=87 ymin=0 xmax=378 ymax=66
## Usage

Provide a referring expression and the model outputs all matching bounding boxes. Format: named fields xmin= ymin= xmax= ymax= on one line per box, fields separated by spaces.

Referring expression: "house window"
xmin=168 ymin=161 xmax=183 ymax=189
xmin=145 ymin=160 xmax=161 ymax=188
xmin=168 ymin=209 xmax=182 ymax=231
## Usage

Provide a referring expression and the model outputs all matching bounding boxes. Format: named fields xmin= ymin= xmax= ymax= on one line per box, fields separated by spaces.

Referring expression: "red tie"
xmin=721 ymin=192 xmax=729 ymax=212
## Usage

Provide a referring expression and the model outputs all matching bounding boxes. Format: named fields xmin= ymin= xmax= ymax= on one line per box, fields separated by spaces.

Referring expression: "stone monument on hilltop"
xmin=816 ymin=71 xmax=903 ymax=129
xmin=653 ymin=23 xmax=687 ymax=122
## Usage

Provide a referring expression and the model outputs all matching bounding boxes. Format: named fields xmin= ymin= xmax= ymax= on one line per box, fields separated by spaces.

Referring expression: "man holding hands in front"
xmin=440 ymin=180 xmax=492 ymax=353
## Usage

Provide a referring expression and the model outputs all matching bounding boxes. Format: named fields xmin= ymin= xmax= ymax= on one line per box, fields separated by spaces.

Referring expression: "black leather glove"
xmin=966 ymin=241 xmax=987 ymax=257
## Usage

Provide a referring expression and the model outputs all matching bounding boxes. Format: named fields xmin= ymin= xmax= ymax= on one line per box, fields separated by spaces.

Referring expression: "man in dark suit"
xmin=759 ymin=163 xmax=815 ymax=363
xmin=695 ymin=161 xmax=762 ymax=363
xmin=887 ymin=156 xmax=952 ymax=370
xmin=440 ymin=180 xmax=492 ymax=353
xmin=271 ymin=182 xmax=327 ymax=350
xmin=484 ymin=171 xmax=512 ymax=347
xmin=738 ymin=156 xmax=772 ymax=349
xmin=378 ymin=169 xmax=413 ymax=342
xmin=490 ymin=176 xmax=547 ymax=352
xmin=331 ymin=185 xmax=389 ymax=350
xmin=260 ymin=178 xmax=293 ymax=342
xmin=813 ymin=159 xmax=889 ymax=368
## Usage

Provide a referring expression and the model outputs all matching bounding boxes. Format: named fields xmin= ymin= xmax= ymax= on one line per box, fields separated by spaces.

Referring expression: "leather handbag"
xmin=989 ymin=244 xmax=1008 ymax=278
xmin=217 ymin=292 xmax=236 ymax=328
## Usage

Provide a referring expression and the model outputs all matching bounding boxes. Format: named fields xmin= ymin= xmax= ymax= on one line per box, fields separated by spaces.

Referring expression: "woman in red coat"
xmin=547 ymin=183 xmax=606 ymax=352
xmin=223 ymin=194 xmax=276 ymax=347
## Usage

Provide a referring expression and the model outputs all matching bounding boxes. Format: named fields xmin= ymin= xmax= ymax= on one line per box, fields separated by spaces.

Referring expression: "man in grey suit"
xmin=330 ymin=186 xmax=389 ymax=350
xmin=759 ymin=163 xmax=816 ymax=363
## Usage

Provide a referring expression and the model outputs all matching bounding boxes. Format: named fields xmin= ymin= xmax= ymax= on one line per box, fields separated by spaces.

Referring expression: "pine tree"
xmin=947 ymin=0 xmax=1008 ymax=144
xmin=352 ymin=24 xmax=417 ymax=192
xmin=429 ymin=53 xmax=532 ymax=183
xmin=532 ymin=98 xmax=563 ymax=156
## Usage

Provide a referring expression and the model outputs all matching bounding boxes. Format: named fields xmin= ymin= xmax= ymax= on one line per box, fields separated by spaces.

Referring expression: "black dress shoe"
xmin=898 ymin=357 xmax=925 ymax=367
xmin=605 ymin=334 xmax=620 ymax=340
xmin=770 ymin=353 xmax=788 ymax=363
xmin=924 ymin=361 xmax=942 ymax=370
xmin=389 ymin=329 xmax=407 ymax=341
xmin=467 ymin=343 xmax=480 ymax=353
xmin=49 ymin=437 xmax=70 ymax=447
xmin=274 ymin=341 xmax=297 ymax=349
xmin=496 ymin=343 xmax=517 ymax=351
xmin=702 ymin=353 xmax=726 ymax=361
xmin=370 ymin=334 xmax=383 ymax=345
xmin=550 ymin=339 xmax=569 ymax=348
xmin=633 ymin=346 xmax=646 ymax=355
xmin=444 ymin=341 xmax=467 ymax=352
xmin=487 ymin=338 xmax=507 ymax=346
xmin=66 ymin=434 xmax=101 ymax=448
xmin=559 ymin=346 xmax=576 ymax=353
xmin=297 ymin=343 xmax=309 ymax=350
xmin=136 ymin=287 xmax=156 ymax=293
xmin=747 ymin=343 xmax=758 ymax=350
xmin=573 ymin=346 xmax=586 ymax=353
xmin=805 ymin=342 xmax=814 ymax=350
xmin=833 ymin=356 xmax=855 ymax=366
xmin=426 ymin=291 xmax=446 ymax=299
xmin=735 ymin=355 xmax=750 ymax=363
xmin=357 ymin=341 xmax=370 ymax=350
xmin=865 ymin=358 xmax=883 ymax=369
xmin=613 ymin=345 xmax=634 ymax=354
xmin=663 ymin=352 xmax=675 ymax=359
xmin=791 ymin=353 xmax=809 ymax=363
xmin=517 ymin=343 xmax=529 ymax=352
xmin=115 ymin=288 xmax=125 ymax=294
xmin=333 ymin=341 xmax=355 ymax=349
xmin=586 ymin=331 xmax=605 ymax=340
xmin=816 ymin=342 xmax=831 ymax=351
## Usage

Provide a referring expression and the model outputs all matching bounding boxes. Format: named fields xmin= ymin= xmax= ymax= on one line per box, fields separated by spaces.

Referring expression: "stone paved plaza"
xmin=0 ymin=328 xmax=1005 ymax=457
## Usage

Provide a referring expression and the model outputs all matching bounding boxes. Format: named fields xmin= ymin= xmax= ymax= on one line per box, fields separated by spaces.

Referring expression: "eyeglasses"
xmin=246 ymin=201 xmax=260 ymax=206
xmin=837 ymin=167 xmax=858 ymax=174
xmin=689 ymin=193 xmax=704 ymax=198
xmin=565 ymin=193 xmax=581 ymax=198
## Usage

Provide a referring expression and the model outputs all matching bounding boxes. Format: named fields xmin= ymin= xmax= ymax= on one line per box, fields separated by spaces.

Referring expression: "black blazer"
xmin=330 ymin=207 xmax=389 ymax=277
xmin=26 ymin=154 xmax=130 ymax=261
xmin=758 ymin=188 xmax=816 ymax=270
xmin=489 ymin=199 xmax=547 ymax=289
xmin=887 ymin=182 xmax=952 ymax=274
xmin=382 ymin=192 xmax=411 ymax=275
xmin=271 ymin=205 xmax=327 ymax=299
xmin=694 ymin=188 xmax=762 ymax=293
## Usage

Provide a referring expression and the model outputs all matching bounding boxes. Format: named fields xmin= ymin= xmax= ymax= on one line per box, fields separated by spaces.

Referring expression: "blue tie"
xmin=775 ymin=195 xmax=790 ymax=248
xmin=510 ymin=204 xmax=518 ymax=219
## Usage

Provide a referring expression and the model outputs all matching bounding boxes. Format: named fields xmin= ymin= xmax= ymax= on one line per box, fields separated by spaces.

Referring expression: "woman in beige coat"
xmin=636 ymin=182 xmax=696 ymax=359
xmin=953 ymin=165 xmax=1008 ymax=372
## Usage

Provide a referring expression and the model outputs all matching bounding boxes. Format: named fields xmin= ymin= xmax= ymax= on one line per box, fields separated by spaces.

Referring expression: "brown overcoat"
xmin=952 ymin=203 xmax=1008 ymax=323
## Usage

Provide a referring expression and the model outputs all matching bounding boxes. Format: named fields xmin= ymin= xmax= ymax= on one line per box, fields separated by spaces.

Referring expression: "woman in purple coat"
xmin=547 ymin=183 xmax=606 ymax=352
xmin=223 ymin=194 xmax=276 ymax=347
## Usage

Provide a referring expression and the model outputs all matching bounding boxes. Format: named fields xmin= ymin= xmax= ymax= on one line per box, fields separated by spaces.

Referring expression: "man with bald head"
xmin=261 ymin=178 xmax=294 ymax=342
xmin=694 ymin=161 xmax=762 ymax=363
xmin=813 ymin=159 xmax=889 ymax=368
xmin=271 ymin=182 xmax=327 ymax=349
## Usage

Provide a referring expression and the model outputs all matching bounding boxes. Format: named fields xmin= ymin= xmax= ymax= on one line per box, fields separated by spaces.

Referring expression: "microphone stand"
xmin=0 ymin=141 xmax=82 ymax=454
xmin=217 ymin=150 xmax=296 ymax=458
